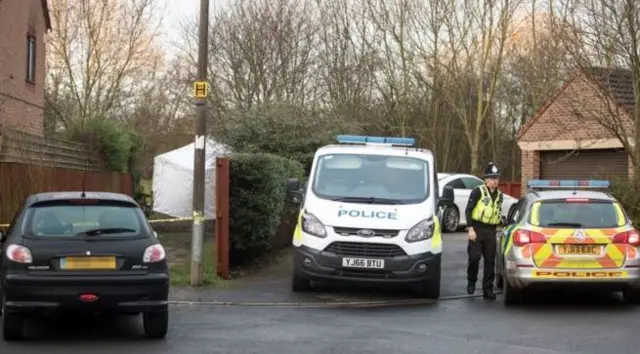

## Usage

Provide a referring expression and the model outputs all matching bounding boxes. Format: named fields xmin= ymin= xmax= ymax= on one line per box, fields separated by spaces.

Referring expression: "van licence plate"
xmin=342 ymin=257 xmax=384 ymax=269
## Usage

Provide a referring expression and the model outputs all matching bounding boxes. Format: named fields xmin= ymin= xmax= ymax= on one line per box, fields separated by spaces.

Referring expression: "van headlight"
xmin=405 ymin=218 xmax=435 ymax=243
xmin=302 ymin=211 xmax=327 ymax=238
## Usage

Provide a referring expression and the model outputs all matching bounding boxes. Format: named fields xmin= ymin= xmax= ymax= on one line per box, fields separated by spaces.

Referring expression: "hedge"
xmin=228 ymin=153 xmax=305 ymax=265
xmin=609 ymin=176 xmax=640 ymax=228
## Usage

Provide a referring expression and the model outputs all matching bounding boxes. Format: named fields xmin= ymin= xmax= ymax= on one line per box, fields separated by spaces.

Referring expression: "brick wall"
xmin=520 ymin=150 xmax=540 ymax=196
xmin=518 ymin=74 xmax=634 ymax=194
xmin=519 ymin=75 xmax=632 ymax=143
xmin=0 ymin=0 xmax=47 ymax=136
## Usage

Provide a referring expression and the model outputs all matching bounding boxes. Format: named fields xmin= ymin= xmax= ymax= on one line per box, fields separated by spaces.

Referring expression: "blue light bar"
xmin=336 ymin=135 xmax=416 ymax=147
xmin=526 ymin=179 xmax=610 ymax=189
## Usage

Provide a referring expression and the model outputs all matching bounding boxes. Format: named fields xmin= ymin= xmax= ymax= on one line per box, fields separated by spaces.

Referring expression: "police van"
xmin=286 ymin=135 xmax=444 ymax=298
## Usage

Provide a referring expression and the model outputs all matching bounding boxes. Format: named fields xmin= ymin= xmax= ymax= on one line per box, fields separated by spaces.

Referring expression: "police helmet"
xmin=483 ymin=162 xmax=500 ymax=178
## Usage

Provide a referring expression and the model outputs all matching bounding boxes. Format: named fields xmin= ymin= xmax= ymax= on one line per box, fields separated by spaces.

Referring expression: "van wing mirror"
xmin=441 ymin=186 xmax=454 ymax=202
xmin=287 ymin=178 xmax=300 ymax=193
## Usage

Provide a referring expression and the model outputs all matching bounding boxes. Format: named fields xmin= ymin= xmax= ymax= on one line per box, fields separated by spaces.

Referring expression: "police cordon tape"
xmin=0 ymin=217 xmax=196 ymax=228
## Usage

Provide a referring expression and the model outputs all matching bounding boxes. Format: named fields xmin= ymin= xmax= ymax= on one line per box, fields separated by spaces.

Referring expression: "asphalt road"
xmin=169 ymin=232 xmax=476 ymax=303
xmin=3 ymin=233 xmax=640 ymax=353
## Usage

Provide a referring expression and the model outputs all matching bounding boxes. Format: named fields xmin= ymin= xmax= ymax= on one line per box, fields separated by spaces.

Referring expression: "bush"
xmin=610 ymin=176 xmax=640 ymax=228
xmin=66 ymin=118 xmax=141 ymax=173
xmin=228 ymin=153 xmax=304 ymax=265
xmin=213 ymin=103 xmax=362 ymax=172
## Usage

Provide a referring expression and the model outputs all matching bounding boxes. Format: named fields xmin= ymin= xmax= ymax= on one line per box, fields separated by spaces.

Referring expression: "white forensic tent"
xmin=152 ymin=136 xmax=231 ymax=219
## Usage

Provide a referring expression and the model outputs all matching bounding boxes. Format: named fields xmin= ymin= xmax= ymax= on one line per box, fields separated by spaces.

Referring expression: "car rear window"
xmin=529 ymin=199 xmax=626 ymax=228
xmin=23 ymin=199 xmax=146 ymax=238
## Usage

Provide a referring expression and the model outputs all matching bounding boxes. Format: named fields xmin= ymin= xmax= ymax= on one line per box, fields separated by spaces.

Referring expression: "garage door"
xmin=540 ymin=149 xmax=629 ymax=181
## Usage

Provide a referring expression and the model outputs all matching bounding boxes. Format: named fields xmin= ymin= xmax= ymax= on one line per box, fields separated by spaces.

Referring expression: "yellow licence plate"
xmin=556 ymin=244 xmax=601 ymax=256
xmin=61 ymin=256 xmax=116 ymax=270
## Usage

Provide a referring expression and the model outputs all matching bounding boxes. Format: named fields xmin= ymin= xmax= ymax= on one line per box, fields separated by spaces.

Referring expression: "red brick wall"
xmin=520 ymin=150 xmax=540 ymax=196
xmin=518 ymin=75 xmax=634 ymax=195
xmin=0 ymin=0 xmax=47 ymax=136
xmin=519 ymin=76 xmax=632 ymax=143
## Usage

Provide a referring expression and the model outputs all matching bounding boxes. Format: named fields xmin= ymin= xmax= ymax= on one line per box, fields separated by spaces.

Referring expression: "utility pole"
xmin=191 ymin=0 xmax=209 ymax=286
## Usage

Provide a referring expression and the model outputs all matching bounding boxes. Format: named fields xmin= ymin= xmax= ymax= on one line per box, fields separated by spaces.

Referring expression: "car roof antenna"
xmin=81 ymin=158 xmax=89 ymax=198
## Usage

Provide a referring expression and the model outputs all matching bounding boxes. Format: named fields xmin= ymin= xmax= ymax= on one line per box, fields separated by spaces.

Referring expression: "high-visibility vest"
xmin=471 ymin=185 xmax=502 ymax=225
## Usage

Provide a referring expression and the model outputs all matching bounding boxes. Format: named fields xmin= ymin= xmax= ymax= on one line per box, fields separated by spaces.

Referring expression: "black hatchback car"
xmin=0 ymin=191 xmax=169 ymax=341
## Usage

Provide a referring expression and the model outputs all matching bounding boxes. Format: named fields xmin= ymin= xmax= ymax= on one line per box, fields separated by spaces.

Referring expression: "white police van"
xmin=286 ymin=135 xmax=443 ymax=298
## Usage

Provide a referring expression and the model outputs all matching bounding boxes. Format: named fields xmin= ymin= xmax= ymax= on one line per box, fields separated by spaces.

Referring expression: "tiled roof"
xmin=582 ymin=67 xmax=635 ymax=113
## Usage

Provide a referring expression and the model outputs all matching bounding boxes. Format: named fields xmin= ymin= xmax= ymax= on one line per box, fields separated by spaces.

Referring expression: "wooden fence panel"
xmin=0 ymin=129 xmax=106 ymax=170
xmin=0 ymin=162 xmax=132 ymax=223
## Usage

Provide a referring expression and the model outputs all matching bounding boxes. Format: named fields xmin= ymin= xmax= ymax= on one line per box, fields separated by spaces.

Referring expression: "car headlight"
xmin=405 ymin=218 xmax=435 ymax=243
xmin=302 ymin=211 xmax=327 ymax=238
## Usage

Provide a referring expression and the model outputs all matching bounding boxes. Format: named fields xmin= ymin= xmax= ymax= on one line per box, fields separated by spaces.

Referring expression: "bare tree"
xmin=558 ymin=0 xmax=640 ymax=168
xmin=437 ymin=0 xmax=524 ymax=174
xmin=315 ymin=0 xmax=377 ymax=128
xmin=45 ymin=0 xmax=165 ymax=128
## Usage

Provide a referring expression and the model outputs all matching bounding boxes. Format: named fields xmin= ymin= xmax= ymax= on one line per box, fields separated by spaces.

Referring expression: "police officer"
xmin=465 ymin=162 xmax=503 ymax=300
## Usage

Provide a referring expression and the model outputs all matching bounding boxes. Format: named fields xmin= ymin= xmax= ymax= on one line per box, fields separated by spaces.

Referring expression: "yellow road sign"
xmin=193 ymin=81 xmax=209 ymax=98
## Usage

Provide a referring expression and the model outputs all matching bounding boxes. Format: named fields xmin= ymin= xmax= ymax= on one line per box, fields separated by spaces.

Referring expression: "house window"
xmin=26 ymin=35 xmax=36 ymax=83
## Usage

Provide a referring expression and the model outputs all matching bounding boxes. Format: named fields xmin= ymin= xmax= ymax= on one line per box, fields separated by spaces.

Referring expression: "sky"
xmin=156 ymin=0 xmax=230 ymax=59
xmin=157 ymin=0 xmax=199 ymax=57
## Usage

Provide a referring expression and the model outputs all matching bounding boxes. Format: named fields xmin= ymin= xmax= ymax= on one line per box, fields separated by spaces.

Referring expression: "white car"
xmin=437 ymin=173 xmax=518 ymax=233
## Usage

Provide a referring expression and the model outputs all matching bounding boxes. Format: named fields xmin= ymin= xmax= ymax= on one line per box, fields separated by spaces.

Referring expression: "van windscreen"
xmin=311 ymin=154 xmax=429 ymax=204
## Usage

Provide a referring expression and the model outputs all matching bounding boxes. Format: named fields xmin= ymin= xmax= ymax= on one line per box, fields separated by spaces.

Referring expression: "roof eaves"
xmin=41 ymin=0 xmax=52 ymax=31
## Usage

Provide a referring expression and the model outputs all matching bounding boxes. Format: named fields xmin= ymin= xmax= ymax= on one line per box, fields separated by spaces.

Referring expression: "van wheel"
xmin=1 ymin=297 xmax=25 ymax=341
xmin=503 ymin=278 xmax=523 ymax=306
xmin=143 ymin=309 xmax=168 ymax=339
xmin=292 ymin=271 xmax=311 ymax=292
xmin=622 ymin=289 xmax=640 ymax=304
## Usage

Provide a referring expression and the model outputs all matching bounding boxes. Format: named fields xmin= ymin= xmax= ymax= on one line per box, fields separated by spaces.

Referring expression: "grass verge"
xmin=158 ymin=232 xmax=222 ymax=286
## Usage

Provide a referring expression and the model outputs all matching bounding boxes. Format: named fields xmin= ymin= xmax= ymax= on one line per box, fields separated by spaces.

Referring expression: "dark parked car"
xmin=0 ymin=191 xmax=169 ymax=341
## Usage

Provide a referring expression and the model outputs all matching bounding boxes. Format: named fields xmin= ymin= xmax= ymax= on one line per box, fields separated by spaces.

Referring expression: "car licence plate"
xmin=556 ymin=244 xmax=601 ymax=256
xmin=342 ymin=257 xmax=384 ymax=269
xmin=61 ymin=256 xmax=116 ymax=270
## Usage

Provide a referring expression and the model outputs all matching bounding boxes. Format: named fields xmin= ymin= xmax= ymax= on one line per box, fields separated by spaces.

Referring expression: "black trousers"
xmin=467 ymin=225 xmax=497 ymax=291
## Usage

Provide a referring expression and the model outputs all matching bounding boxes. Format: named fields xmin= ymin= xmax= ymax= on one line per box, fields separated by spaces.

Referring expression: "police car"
xmin=496 ymin=179 xmax=640 ymax=305
xmin=286 ymin=135 xmax=443 ymax=298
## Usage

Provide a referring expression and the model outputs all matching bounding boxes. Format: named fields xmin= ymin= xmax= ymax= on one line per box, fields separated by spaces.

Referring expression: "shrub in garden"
xmin=609 ymin=175 xmax=640 ymax=228
xmin=228 ymin=153 xmax=304 ymax=265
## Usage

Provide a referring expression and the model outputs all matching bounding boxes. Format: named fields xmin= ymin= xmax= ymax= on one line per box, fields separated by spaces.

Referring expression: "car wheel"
xmin=442 ymin=206 xmax=459 ymax=233
xmin=1 ymin=296 xmax=25 ymax=341
xmin=143 ymin=309 xmax=168 ymax=339
xmin=622 ymin=289 xmax=640 ymax=304
xmin=503 ymin=277 xmax=523 ymax=306
xmin=412 ymin=262 xmax=441 ymax=300
xmin=291 ymin=269 xmax=311 ymax=292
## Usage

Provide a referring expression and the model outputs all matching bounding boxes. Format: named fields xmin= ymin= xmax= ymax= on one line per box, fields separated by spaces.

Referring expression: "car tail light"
xmin=5 ymin=244 xmax=33 ymax=264
xmin=513 ymin=229 xmax=546 ymax=247
xmin=613 ymin=229 xmax=640 ymax=247
xmin=143 ymin=244 xmax=166 ymax=263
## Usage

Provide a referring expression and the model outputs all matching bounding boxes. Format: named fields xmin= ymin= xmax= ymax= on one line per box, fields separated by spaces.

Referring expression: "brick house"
xmin=517 ymin=67 xmax=635 ymax=194
xmin=0 ymin=0 xmax=51 ymax=136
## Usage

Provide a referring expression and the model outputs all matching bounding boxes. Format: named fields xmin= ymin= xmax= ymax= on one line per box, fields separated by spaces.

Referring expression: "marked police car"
xmin=286 ymin=135 xmax=443 ymax=298
xmin=496 ymin=179 xmax=640 ymax=305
